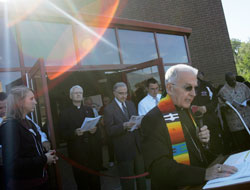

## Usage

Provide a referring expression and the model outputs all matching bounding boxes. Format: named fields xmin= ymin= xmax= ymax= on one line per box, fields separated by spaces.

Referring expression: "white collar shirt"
xmin=115 ymin=98 xmax=126 ymax=112
xmin=138 ymin=94 xmax=161 ymax=116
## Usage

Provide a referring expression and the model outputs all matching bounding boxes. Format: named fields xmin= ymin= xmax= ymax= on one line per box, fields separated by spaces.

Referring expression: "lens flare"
xmin=4 ymin=0 xmax=121 ymax=95
xmin=46 ymin=0 xmax=120 ymax=80
xmin=6 ymin=0 xmax=44 ymax=27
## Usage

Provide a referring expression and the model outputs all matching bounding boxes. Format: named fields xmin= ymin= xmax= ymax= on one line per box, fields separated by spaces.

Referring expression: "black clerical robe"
xmin=141 ymin=106 xmax=208 ymax=190
xmin=59 ymin=104 xmax=101 ymax=170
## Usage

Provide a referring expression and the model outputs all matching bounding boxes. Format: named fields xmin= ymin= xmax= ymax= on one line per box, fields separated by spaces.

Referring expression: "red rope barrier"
xmin=56 ymin=152 xmax=149 ymax=179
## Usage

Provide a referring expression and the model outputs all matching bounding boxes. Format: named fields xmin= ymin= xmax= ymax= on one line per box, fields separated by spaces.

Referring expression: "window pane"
xmin=19 ymin=21 xmax=76 ymax=67
xmin=75 ymin=27 xmax=120 ymax=65
xmin=0 ymin=72 xmax=22 ymax=92
xmin=126 ymin=66 xmax=161 ymax=106
xmin=0 ymin=19 xmax=20 ymax=68
xmin=157 ymin=34 xmax=188 ymax=63
xmin=118 ymin=30 xmax=158 ymax=64
xmin=127 ymin=66 xmax=161 ymax=92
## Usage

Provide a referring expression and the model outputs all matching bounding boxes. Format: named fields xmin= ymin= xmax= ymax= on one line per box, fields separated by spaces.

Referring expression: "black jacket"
xmin=141 ymin=106 xmax=206 ymax=189
xmin=59 ymin=104 xmax=102 ymax=170
xmin=104 ymin=100 xmax=142 ymax=162
xmin=0 ymin=118 xmax=47 ymax=186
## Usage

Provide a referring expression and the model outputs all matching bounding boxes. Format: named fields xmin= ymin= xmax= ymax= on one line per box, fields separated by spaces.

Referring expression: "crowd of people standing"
xmin=1 ymin=64 xmax=250 ymax=189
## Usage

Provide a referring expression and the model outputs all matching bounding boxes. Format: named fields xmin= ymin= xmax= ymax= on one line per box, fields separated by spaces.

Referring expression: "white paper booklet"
xmin=203 ymin=150 xmax=250 ymax=189
xmin=129 ymin=115 xmax=144 ymax=132
xmin=80 ymin=116 xmax=101 ymax=131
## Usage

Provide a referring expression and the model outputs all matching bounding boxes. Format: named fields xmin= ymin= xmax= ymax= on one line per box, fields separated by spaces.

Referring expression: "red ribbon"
xmin=56 ymin=152 xmax=149 ymax=179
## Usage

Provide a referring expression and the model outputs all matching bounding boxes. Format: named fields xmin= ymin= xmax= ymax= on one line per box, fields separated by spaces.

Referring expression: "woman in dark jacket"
xmin=0 ymin=86 xmax=57 ymax=190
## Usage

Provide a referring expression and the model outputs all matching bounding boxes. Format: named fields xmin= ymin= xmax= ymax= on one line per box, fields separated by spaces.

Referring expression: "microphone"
xmin=194 ymin=111 xmax=203 ymax=130
xmin=191 ymin=106 xmax=209 ymax=149
xmin=191 ymin=105 xmax=203 ymax=129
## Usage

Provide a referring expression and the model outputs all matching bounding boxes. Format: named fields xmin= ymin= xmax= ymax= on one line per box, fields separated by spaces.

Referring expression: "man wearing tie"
xmin=104 ymin=82 xmax=146 ymax=190
xmin=138 ymin=78 xmax=161 ymax=116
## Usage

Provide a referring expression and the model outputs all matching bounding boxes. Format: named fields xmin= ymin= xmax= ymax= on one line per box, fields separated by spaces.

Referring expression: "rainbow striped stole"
xmin=158 ymin=95 xmax=190 ymax=165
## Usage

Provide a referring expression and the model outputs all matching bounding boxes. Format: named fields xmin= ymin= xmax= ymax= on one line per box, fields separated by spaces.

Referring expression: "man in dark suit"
xmin=141 ymin=64 xmax=237 ymax=190
xmin=104 ymin=82 xmax=146 ymax=190
xmin=60 ymin=85 xmax=101 ymax=190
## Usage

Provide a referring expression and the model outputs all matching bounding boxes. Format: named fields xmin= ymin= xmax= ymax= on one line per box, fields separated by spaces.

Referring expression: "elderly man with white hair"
xmin=141 ymin=64 xmax=237 ymax=190
xmin=59 ymin=85 xmax=101 ymax=190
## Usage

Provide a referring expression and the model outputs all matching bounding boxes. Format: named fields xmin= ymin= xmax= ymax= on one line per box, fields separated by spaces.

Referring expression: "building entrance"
xmin=27 ymin=58 xmax=165 ymax=189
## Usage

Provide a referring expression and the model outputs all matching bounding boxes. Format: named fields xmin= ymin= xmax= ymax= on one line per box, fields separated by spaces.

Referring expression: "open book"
xmin=129 ymin=115 xmax=144 ymax=132
xmin=203 ymin=150 xmax=250 ymax=189
xmin=80 ymin=116 xmax=101 ymax=131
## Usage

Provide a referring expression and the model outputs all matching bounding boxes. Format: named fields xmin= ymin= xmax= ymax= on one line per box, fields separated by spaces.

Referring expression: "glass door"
xmin=27 ymin=58 xmax=62 ymax=189
xmin=27 ymin=58 xmax=56 ymax=147
xmin=121 ymin=58 xmax=165 ymax=105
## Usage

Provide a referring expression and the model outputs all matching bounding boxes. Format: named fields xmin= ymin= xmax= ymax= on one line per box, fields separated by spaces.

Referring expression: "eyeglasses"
xmin=171 ymin=83 xmax=198 ymax=92
xmin=115 ymin=91 xmax=128 ymax=95
xmin=73 ymin=92 xmax=83 ymax=95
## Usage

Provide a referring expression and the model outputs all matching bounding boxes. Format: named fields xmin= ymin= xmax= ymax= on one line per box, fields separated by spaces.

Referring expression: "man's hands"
xmin=45 ymin=150 xmax=58 ymax=165
xmin=197 ymin=125 xmax=210 ymax=144
xmin=89 ymin=127 xmax=97 ymax=134
xmin=123 ymin=121 xmax=136 ymax=131
xmin=205 ymin=164 xmax=237 ymax=181
xmin=75 ymin=127 xmax=97 ymax=136
xmin=75 ymin=128 xmax=85 ymax=136
xmin=42 ymin=141 xmax=51 ymax=152
xmin=191 ymin=105 xmax=207 ymax=114
xmin=196 ymin=105 xmax=207 ymax=114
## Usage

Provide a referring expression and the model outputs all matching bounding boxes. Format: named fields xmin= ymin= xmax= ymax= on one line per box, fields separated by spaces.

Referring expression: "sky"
xmin=221 ymin=0 xmax=250 ymax=42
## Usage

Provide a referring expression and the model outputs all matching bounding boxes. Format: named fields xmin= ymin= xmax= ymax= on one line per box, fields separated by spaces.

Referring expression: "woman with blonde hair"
xmin=0 ymin=86 xmax=57 ymax=190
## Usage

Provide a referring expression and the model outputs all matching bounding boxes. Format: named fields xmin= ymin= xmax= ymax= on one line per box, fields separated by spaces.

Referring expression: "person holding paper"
xmin=219 ymin=72 xmax=250 ymax=152
xmin=104 ymin=82 xmax=146 ymax=190
xmin=59 ymin=85 xmax=101 ymax=190
xmin=83 ymin=96 xmax=106 ymax=171
xmin=141 ymin=64 xmax=237 ymax=190
xmin=138 ymin=78 xmax=161 ymax=116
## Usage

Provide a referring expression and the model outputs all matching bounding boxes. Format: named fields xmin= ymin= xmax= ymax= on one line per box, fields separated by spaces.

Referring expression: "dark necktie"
xmin=154 ymin=97 xmax=159 ymax=105
xmin=122 ymin=102 xmax=129 ymax=120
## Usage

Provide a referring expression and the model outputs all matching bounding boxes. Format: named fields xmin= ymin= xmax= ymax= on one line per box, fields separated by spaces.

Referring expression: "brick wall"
xmin=116 ymin=0 xmax=236 ymax=85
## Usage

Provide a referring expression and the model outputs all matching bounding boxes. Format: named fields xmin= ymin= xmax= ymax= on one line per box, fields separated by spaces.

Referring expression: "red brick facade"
xmin=116 ymin=0 xmax=236 ymax=85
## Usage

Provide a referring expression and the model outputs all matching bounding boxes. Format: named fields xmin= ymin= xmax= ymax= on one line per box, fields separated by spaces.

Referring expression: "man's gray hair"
xmin=165 ymin=64 xmax=198 ymax=85
xmin=113 ymin=82 xmax=127 ymax=91
xmin=69 ymin=85 xmax=83 ymax=97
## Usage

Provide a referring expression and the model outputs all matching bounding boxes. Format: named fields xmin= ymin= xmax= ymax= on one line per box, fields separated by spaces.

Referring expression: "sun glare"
xmin=2 ymin=0 xmax=121 ymax=89
xmin=45 ymin=0 xmax=120 ymax=80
